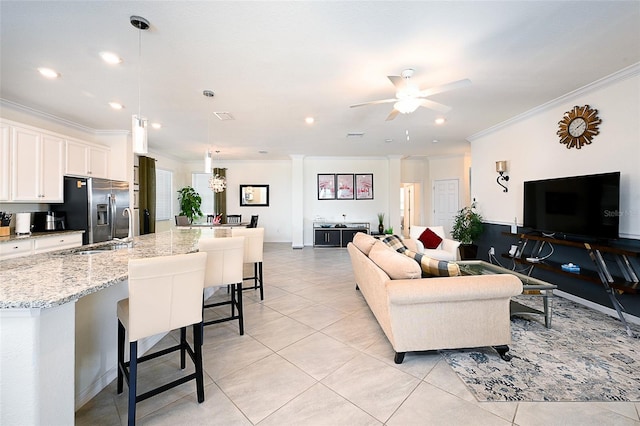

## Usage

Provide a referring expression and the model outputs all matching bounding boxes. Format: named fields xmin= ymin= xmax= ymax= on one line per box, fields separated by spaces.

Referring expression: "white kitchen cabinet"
xmin=33 ymin=233 xmax=83 ymax=254
xmin=11 ymin=126 xmax=64 ymax=202
xmin=0 ymin=123 xmax=9 ymax=201
xmin=0 ymin=239 xmax=32 ymax=260
xmin=66 ymin=139 xmax=110 ymax=178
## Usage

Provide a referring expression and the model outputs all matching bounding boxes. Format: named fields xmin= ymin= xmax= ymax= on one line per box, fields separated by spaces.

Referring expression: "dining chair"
xmin=117 ymin=252 xmax=207 ymax=426
xmin=197 ymin=236 xmax=245 ymax=334
xmin=226 ymin=214 xmax=242 ymax=224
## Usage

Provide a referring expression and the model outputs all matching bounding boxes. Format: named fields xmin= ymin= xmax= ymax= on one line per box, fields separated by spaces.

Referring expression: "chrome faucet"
xmin=123 ymin=207 xmax=134 ymax=243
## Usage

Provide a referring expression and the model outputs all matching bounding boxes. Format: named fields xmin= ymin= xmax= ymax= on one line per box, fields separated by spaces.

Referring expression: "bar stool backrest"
xmin=198 ymin=236 xmax=245 ymax=288
xmin=231 ymin=227 xmax=264 ymax=263
xmin=126 ymin=252 xmax=207 ymax=341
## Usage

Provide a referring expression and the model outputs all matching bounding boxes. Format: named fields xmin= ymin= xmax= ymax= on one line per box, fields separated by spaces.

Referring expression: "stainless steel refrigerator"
xmin=55 ymin=176 xmax=130 ymax=245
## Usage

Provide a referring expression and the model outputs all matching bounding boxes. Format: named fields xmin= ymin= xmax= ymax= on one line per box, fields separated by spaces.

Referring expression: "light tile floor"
xmin=76 ymin=243 xmax=640 ymax=425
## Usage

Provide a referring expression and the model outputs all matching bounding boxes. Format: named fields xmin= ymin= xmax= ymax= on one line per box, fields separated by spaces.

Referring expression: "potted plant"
xmin=451 ymin=201 xmax=484 ymax=259
xmin=177 ymin=186 xmax=203 ymax=223
xmin=377 ymin=213 xmax=385 ymax=234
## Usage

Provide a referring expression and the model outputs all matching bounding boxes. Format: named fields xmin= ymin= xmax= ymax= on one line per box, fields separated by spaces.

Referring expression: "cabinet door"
xmin=11 ymin=126 xmax=41 ymax=201
xmin=0 ymin=123 xmax=9 ymax=201
xmin=341 ymin=229 xmax=366 ymax=247
xmin=40 ymin=133 xmax=64 ymax=201
xmin=65 ymin=139 xmax=88 ymax=176
xmin=314 ymin=229 xmax=341 ymax=246
xmin=88 ymin=146 xmax=109 ymax=178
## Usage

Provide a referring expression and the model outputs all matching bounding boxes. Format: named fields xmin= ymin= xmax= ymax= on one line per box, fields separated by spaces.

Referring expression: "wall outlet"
xmin=488 ymin=247 xmax=495 ymax=255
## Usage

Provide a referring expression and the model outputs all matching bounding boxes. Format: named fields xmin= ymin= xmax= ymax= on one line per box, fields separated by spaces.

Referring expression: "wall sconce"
xmin=496 ymin=161 xmax=509 ymax=192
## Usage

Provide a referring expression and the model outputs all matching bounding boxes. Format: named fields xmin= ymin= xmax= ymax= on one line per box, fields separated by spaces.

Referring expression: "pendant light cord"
xmin=137 ymin=27 xmax=142 ymax=119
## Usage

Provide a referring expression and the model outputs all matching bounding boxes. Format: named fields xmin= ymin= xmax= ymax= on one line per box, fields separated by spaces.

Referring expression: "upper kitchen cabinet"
xmin=11 ymin=126 xmax=64 ymax=202
xmin=66 ymin=139 xmax=110 ymax=178
xmin=0 ymin=122 xmax=9 ymax=201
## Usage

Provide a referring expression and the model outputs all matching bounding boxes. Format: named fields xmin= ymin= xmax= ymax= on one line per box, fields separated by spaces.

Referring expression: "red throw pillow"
xmin=418 ymin=228 xmax=443 ymax=249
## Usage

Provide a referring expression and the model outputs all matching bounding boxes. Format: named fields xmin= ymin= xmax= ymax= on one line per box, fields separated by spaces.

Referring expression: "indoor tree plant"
xmin=451 ymin=201 xmax=484 ymax=259
xmin=177 ymin=186 xmax=203 ymax=223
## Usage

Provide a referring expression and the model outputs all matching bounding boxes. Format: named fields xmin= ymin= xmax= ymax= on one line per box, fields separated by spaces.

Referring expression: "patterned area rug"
xmin=441 ymin=295 xmax=640 ymax=402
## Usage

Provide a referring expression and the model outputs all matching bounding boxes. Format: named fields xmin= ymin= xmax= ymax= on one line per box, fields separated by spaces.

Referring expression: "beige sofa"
xmin=347 ymin=233 xmax=522 ymax=364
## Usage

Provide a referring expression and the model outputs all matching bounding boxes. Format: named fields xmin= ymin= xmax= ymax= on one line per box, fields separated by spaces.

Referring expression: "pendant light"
xmin=130 ymin=15 xmax=149 ymax=154
xmin=208 ymin=150 xmax=227 ymax=193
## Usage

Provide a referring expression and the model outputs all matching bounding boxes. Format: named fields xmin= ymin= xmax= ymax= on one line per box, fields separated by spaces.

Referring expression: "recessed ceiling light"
xmin=432 ymin=139 xmax=439 ymax=143
xmin=258 ymin=150 xmax=268 ymax=154
xmin=347 ymin=132 xmax=364 ymax=138
xmin=151 ymin=122 xmax=161 ymax=129
xmin=37 ymin=67 xmax=60 ymax=79
xmin=435 ymin=117 xmax=446 ymax=125
xmin=108 ymin=102 xmax=124 ymax=110
xmin=100 ymin=51 xmax=122 ymax=65
xmin=385 ymin=139 xmax=393 ymax=143
xmin=305 ymin=117 xmax=314 ymax=124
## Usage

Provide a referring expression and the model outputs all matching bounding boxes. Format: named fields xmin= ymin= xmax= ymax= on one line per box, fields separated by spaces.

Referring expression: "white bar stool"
xmin=197 ymin=236 xmax=245 ymax=334
xmin=231 ymin=227 xmax=265 ymax=300
xmin=117 ymin=252 xmax=207 ymax=426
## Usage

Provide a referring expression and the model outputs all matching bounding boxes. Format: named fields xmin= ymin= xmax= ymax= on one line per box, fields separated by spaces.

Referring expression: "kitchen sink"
xmin=67 ymin=242 xmax=132 ymax=255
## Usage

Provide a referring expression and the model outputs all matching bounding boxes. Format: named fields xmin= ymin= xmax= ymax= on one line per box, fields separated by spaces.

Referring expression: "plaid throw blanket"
xmin=382 ymin=235 xmax=460 ymax=277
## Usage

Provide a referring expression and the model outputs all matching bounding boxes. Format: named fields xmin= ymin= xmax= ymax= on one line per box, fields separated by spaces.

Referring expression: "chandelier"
xmin=208 ymin=150 xmax=226 ymax=193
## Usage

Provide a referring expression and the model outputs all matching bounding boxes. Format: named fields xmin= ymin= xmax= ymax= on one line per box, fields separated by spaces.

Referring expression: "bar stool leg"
xmin=237 ymin=282 xmax=244 ymax=335
xmin=258 ymin=262 xmax=264 ymax=300
xmin=193 ymin=323 xmax=205 ymax=403
xmin=180 ymin=328 xmax=186 ymax=369
xmin=117 ymin=321 xmax=125 ymax=393
xmin=128 ymin=342 xmax=138 ymax=426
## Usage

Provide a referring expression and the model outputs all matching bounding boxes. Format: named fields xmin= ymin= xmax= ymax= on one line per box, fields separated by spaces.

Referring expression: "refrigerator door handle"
xmin=109 ymin=194 xmax=116 ymax=238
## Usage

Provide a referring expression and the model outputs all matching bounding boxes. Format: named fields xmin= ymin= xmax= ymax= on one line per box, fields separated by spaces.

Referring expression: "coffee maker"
xmin=33 ymin=211 xmax=66 ymax=232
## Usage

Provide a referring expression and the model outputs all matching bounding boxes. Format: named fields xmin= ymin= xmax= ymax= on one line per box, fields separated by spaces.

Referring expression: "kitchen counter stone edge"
xmin=0 ymin=229 xmax=207 ymax=309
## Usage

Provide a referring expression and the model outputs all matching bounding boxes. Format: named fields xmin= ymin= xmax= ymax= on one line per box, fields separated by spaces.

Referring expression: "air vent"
xmin=214 ymin=112 xmax=235 ymax=121
xmin=346 ymin=132 xmax=364 ymax=138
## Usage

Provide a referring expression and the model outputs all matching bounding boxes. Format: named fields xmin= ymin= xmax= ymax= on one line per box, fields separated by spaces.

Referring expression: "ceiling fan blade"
xmin=385 ymin=109 xmax=400 ymax=121
xmin=420 ymin=99 xmax=452 ymax=113
xmin=418 ymin=78 xmax=471 ymax=98
xmin=387 ymin=75 xmax=404 ymax=90
xmin=350 ymin=98 xmax=398 ymax=108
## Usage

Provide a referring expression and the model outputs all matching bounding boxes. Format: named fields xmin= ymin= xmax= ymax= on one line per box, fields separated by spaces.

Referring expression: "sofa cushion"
xmin=405 ymin=250 xmax=461 ymax=277
xmin=352 ymin=232 xmax=377 ymax=255
xmin=382 ymin=235 xmax=459 ymax=277
xmin=418 ymin=228 xmax=443 ymax=249
xmin=381 ymin=234 xmax=408 ymax=253
xmin=369 ymin=240 xmax=421 ymax=280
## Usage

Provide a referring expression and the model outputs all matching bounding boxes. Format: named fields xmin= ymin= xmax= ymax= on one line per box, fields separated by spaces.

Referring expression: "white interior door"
xmin=433 ymin=179 xmax=459 ymax=237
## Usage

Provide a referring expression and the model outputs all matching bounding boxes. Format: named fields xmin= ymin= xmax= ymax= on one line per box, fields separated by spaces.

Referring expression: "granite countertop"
xmin=0 ymin=230 xmax=85 ymax=242
xmin=0 ymin=229 xmax=219 ymax=309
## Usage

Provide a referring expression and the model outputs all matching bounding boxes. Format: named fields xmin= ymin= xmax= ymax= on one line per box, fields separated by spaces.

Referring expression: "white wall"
xmin=303 ymin=157 xmax=391 ymax=246
xmin=469 ymin=67 xmax=640 ymax=239
xmin=184 ymin=159 xmax=292 ymax=242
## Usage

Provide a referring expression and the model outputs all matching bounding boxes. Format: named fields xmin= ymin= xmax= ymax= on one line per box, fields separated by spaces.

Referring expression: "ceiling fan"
xmin=350 ymin=69 xmax=471 ymax=121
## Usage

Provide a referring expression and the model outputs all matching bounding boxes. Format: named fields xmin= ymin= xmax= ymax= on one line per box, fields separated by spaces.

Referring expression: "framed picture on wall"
xmin=355 ymin=174 xmax=374 ymax=200
xmin=317 ymin=174 xmax=336 ymax=199
xmin=336 ymin=174 xmax=354 ymax=199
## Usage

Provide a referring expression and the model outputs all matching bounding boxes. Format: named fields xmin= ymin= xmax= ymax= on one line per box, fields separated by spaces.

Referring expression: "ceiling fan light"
xmin=394 ymin=99 xmax=421 ymax=114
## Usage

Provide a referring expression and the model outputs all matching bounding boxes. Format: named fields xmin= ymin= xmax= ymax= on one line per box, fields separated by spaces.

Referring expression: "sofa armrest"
xmin=403 ymin=238 xmax=420 ymax=252
xmin=385 ymin=274 xmax=523 ymax=305
xmin=441 ymin=238 xmax=461 ymax=255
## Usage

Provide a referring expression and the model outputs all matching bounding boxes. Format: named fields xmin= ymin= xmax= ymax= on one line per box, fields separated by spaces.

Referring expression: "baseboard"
xmin=555 ymin=290 xmax=640 ymax=326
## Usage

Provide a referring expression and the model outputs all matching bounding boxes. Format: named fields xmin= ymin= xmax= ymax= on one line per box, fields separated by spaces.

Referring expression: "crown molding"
xmin=467 ymin=62 xmax=640 ymax=142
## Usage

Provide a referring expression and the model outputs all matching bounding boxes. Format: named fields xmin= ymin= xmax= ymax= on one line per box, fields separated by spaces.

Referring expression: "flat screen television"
xmin=523 ymin=172 xmax=620 ymax=240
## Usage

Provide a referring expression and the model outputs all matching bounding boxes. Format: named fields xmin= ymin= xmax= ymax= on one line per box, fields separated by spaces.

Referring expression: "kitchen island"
xmin=0 ymin=229 xmax=215 ymax=425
